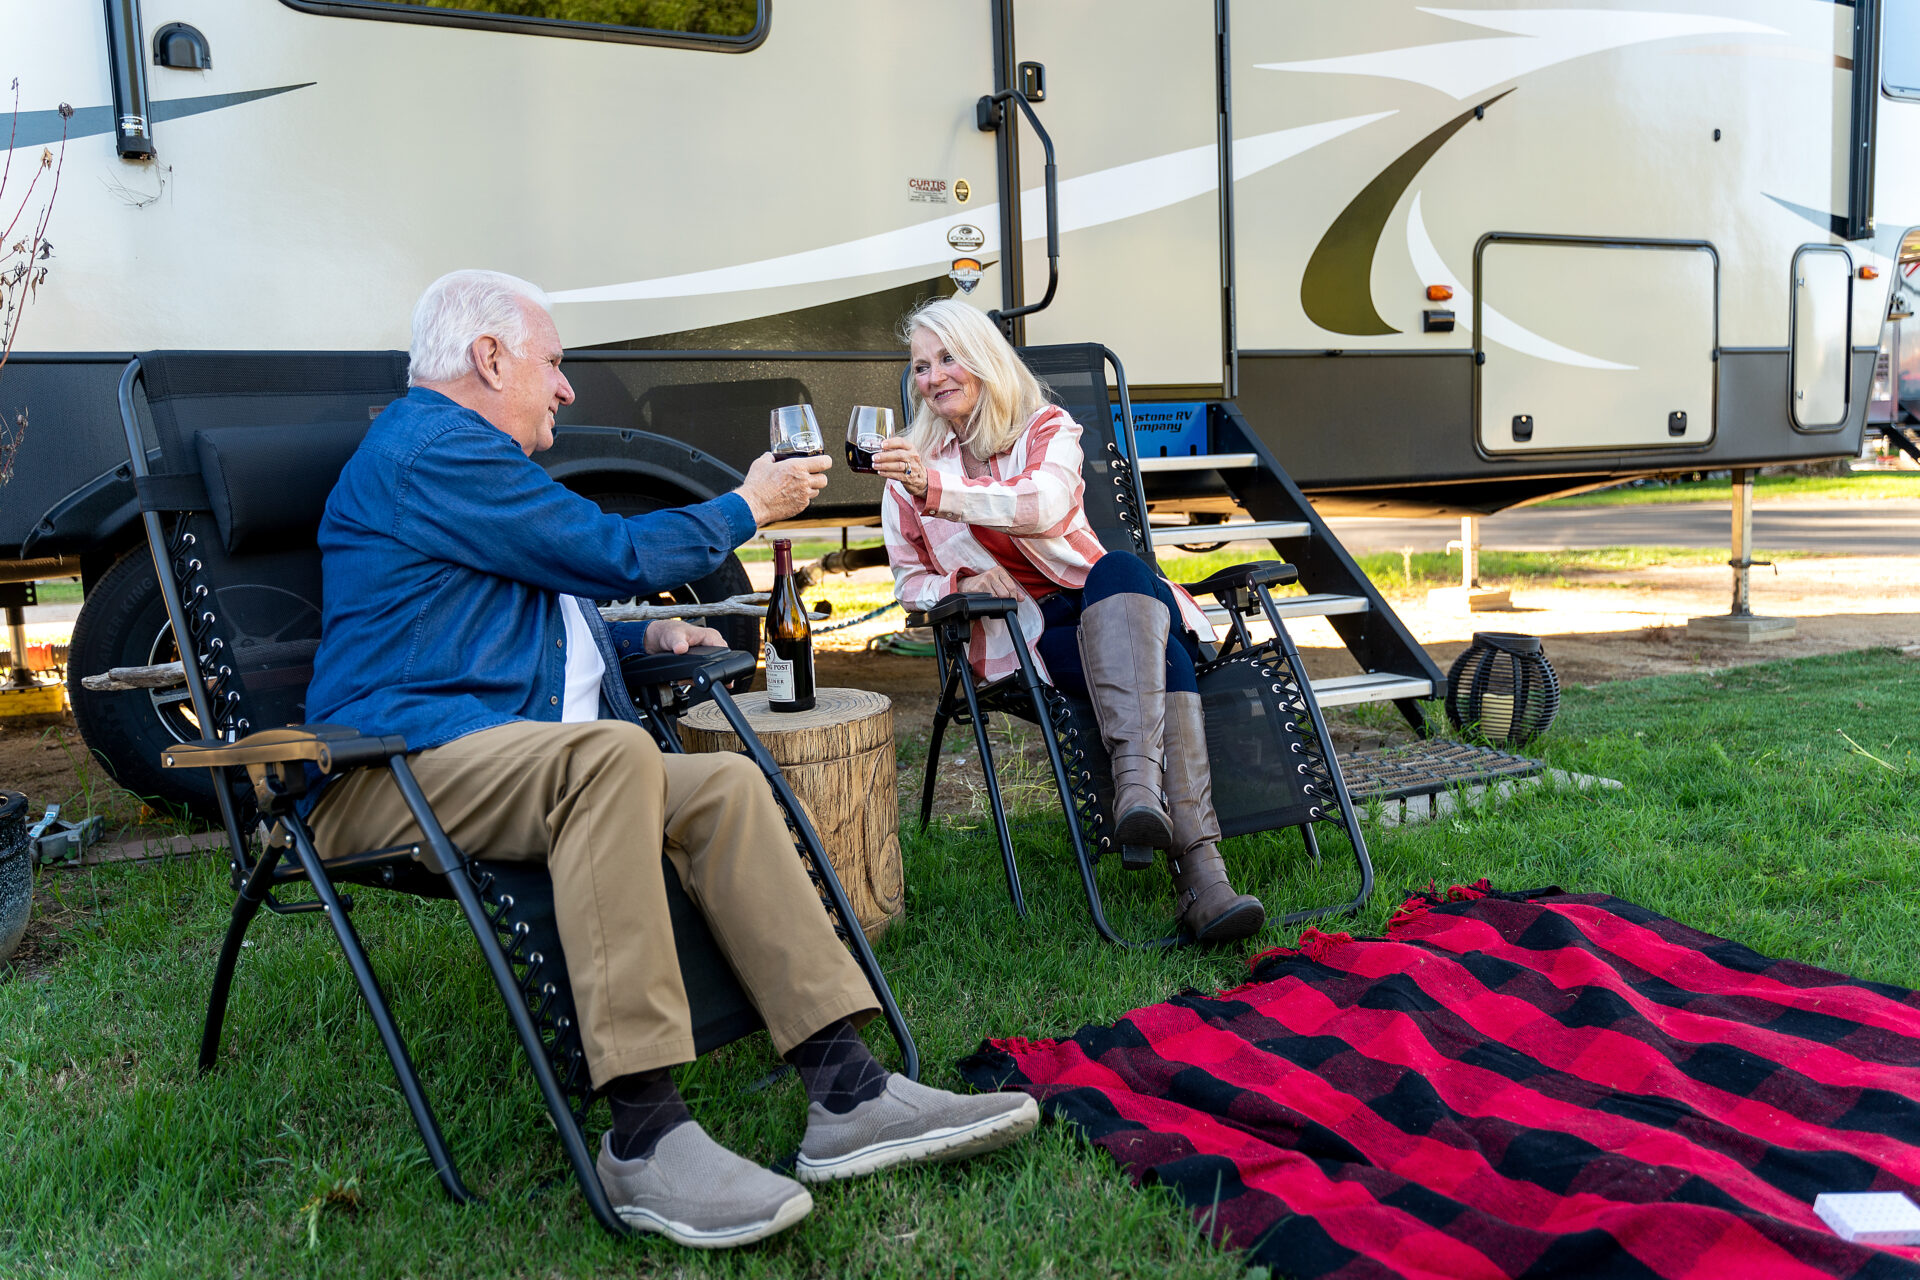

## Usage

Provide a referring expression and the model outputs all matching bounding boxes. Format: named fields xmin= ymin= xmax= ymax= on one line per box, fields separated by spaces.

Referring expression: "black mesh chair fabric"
xmin=1017 ymin=345 xmax=1153 ymax=570
xmin=1018 ymin=345 xmax=1331 ymax=836
xmin=912 ymin=343 xmax=1370 ymax=944
xmin=123 ymin=351 xmax=909 ymax=1233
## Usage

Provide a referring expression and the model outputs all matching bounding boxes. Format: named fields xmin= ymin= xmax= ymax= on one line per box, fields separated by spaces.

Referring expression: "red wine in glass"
xmin=770 ymin=404 xmax=824 ymax=462
xmin=845 ymin=405 xmax=893 ymax=474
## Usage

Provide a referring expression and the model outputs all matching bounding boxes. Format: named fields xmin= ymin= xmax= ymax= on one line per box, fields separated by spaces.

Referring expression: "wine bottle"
xmin=763 ymin=538 xmax=815 ymax=712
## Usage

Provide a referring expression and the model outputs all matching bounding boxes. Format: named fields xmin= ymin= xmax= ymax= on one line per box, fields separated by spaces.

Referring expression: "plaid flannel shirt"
xmin=882 ymin=405 xmax=1210 ymax=683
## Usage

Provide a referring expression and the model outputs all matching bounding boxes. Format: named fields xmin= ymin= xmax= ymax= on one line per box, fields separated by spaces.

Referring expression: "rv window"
xmin=280 ymin=0 xmax=765 ymax=49
xmin=1888 ymin=0 xmax=1920 ymax=99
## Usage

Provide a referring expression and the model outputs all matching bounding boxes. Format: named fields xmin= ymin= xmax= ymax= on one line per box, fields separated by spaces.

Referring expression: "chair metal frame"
xmin=118 ymin=356 xmax=917 ymax=1237
xmin=908 ymin=345 xmax=1374 ymax=948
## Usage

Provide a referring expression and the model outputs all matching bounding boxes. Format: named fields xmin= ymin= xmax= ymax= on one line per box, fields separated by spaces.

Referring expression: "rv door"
xmin=990 ymin=0 xmax=1231 ymax=394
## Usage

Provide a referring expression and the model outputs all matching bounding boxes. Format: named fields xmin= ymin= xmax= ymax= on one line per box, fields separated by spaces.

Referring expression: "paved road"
xmin=1324 ymin=501 xmax=1920 ymax=556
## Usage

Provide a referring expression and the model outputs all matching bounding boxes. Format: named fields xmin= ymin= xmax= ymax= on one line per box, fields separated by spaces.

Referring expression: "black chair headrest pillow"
xmin=194 ymin=420 xmax=372 ymax=555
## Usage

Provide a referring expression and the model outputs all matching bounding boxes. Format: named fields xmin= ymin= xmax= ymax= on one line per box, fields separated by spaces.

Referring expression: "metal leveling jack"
xmin=1686 ymin=469 xmax=1797 ymax=643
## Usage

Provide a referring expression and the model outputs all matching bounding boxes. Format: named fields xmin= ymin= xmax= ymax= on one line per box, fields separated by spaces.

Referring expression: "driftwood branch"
xmin=81 ymin=595 xmax=822 ymax=691
xmin=82 ymin=662 xmax=185 ymax=692
xmin=599 ymin=593 xmax=825 ymax=623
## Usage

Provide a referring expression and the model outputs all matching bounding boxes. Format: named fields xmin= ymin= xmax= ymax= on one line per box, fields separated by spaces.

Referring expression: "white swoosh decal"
xmin=1406 ymin=192 xmax=1634 ymax=370
xmin=1257 ymin=7 xmax=1784 ymax=100
xmin=550 ymin=112 xmax=1394 ymax=305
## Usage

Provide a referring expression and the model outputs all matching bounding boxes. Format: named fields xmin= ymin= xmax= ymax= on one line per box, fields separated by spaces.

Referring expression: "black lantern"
xmin=1445 ymin=633 xmax=1559 ymax=745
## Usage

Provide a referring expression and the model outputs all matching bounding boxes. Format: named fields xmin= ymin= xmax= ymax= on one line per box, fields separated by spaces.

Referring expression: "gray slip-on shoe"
xmin=596 ymin=1125 xmax=812 ymax=1249
xmin=794 ymin=1075 xmax=1040 ymax=1184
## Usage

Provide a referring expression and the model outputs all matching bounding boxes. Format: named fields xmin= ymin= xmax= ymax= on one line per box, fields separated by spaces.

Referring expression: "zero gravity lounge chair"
xmin=908 ymin=343 xmax=1374 ymax=948
xmin=116 ymin=351 xmax=917 ymax=1236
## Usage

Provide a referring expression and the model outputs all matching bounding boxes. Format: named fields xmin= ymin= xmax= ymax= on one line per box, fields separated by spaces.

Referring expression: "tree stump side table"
xmin=678 ymin=688 xmax=903 ymax=943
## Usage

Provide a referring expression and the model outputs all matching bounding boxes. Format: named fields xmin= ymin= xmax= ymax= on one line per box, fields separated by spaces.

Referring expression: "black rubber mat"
xmin=1336 ymin=741 xmax=1544 ymax=803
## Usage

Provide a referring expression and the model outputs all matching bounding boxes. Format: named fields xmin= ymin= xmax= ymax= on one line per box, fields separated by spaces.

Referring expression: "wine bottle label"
xmin=765 ymin=642 xmax=795 ymax=702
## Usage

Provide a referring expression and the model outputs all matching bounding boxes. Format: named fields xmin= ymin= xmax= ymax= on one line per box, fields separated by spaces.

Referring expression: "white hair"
xmin=407 ymin=269 xmax=552 ymax=386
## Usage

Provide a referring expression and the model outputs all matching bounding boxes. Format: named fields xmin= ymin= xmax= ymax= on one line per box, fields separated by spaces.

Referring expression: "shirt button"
xmin=556 ymin=638 xmax=563 ymax=648
xmin=549 ymin=696 xmax=558 ymax=706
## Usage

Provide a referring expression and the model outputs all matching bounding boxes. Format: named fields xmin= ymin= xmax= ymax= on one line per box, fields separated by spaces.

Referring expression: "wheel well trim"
xmin=542 ymin=425 xmax=748 ymax=506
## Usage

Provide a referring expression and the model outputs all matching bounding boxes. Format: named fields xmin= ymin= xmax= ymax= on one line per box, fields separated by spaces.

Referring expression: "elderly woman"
xmin=876 ymin=298 xmax=1264 ymax=944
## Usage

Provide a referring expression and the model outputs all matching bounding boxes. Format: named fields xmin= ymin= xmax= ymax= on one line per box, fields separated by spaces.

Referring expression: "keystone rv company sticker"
xmin=948 ymin=257 xmax=983 ymax=294
xmin=954 ymin=179 xmax=971 ymax=203
xmin=946 ymin=224 xmax=985 ymax=252
xmin=908 ymin=177 xmax=949 ymax=204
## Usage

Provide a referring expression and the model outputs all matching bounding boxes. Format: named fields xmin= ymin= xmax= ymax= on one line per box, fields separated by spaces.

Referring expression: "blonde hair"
xmin=899 ymin=297 xmax=1049 ymax=461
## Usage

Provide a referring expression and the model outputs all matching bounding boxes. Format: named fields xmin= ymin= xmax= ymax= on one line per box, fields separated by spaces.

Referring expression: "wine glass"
xmin=844 ymin=405 xmax=894 ymax=474
xmin=769 ymin=404 xmax=824 ymax=461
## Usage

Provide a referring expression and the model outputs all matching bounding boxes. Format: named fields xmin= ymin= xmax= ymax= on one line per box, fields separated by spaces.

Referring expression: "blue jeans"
xmin=1033 ymin=553 xmax=1200 ymax=699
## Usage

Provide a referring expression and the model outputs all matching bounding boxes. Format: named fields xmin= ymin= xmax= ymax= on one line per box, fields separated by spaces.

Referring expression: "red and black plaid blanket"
xmin=960 ymin=884 xmax=1920 ymax=1278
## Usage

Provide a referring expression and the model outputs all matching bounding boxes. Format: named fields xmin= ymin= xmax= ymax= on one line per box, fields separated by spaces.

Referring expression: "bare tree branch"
xmin=0 ymin=86 xmax=70 ymax=487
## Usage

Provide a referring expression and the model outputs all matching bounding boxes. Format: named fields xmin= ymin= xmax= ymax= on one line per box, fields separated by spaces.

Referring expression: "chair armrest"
xmin=921 ymin=593 xmax=1019 ymax=625
xmin=620 ymin=644 xmax=754 ymax=689
xmin=160 ymin=723 xmax=408 ymax=773
xmin=1179 ymin=560 xmax=1300 ymax=598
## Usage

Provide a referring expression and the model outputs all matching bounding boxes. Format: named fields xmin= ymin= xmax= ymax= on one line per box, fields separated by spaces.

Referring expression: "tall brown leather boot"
xmin=1163 ymin=691 xmax=1265 ymax=944
xmin=1076 ymin=592 xmax=1175 ymax=849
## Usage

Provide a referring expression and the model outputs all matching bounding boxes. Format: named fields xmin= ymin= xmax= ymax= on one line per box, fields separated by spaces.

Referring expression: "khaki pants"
xmin=309 ymin=719 xmax=878 ymax=1087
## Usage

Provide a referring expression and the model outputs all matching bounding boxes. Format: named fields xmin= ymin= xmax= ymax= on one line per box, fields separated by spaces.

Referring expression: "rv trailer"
xmin=0 ymin=0 xmax=1914 ymax=811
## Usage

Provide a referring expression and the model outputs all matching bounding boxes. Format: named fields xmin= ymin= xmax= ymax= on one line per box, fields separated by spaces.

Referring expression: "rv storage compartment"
xmin=1790 ymin=245 xmax=1854 ymax=430
xmin=1476 ymin=239 xmax=1716 ymax=454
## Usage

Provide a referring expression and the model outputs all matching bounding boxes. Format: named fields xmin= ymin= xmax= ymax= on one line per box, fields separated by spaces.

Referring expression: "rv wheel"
xmin=65 ymin=547 xmax=221 ymax=820
xmin=586 ymin=491 xmax=758 ymax=691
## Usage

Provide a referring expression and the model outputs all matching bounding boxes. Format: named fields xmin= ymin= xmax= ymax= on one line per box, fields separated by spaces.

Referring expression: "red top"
xmin=971 ymin=527 xmax=1059 ymax=599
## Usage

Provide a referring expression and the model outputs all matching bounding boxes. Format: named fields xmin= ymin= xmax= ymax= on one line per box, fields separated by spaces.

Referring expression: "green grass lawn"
xmin=5 ymin=649 xmax=1919 ymax=1277
xmin=1538 ymin=471 xmax=1920 ymax=507
xmin=27 ymin=579 xmax=82 ymax=605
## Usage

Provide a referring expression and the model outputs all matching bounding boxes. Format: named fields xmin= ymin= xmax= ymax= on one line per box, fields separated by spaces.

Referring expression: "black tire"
xmin=584 ymin=492 xmax=758 ymax=689
xmin=66 ymin=547 xmax=220 ymax=819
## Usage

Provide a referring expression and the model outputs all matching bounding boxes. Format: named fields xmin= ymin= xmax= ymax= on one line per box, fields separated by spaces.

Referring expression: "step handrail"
xmin=976 ymin=87 xmax=1058 ymax=331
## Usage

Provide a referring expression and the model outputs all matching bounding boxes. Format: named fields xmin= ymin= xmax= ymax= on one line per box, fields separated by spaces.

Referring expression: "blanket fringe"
xmin=1246 ymin=928 xmax=1353 ymax=972
xmin=1389 ymin=878 xmax=1497 ymax=932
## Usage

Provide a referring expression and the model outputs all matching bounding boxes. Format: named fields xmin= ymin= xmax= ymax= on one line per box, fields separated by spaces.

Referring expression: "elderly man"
xmin=304 ymin=269 xmax=1035 ymax=1249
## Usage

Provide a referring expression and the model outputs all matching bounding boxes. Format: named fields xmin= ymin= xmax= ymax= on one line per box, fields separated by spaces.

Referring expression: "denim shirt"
xmin=305 ymin=387 xmax=757 ymax=758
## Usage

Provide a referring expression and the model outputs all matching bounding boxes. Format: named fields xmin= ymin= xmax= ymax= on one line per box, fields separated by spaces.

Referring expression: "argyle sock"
xmin=604 ymin=1067 xmax=692 ymax=1162
xmin=785 ymin=1019 xmax=889 ymax=1115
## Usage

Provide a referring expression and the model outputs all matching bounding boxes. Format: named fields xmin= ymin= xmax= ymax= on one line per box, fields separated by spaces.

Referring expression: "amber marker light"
xmin=1859 ymin=265 xmax=1880 ymax=280
xmin=1426 ymin=284 xmax=1454 ymax=301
